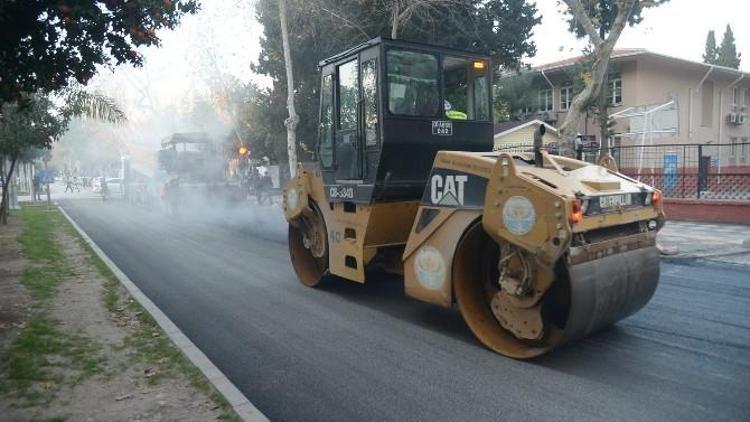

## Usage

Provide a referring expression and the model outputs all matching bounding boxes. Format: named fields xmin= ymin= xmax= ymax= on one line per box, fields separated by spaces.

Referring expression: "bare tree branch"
xmin=562 ymin=0 xmax=604 ymax=46
xmin=316 ymin=5 xmax=372 ymax=39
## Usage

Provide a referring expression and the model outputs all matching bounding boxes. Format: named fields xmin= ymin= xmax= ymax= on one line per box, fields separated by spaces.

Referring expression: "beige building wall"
xmin=524 ymin=53 xmax=750 ymax=168
xmin=633 ymin=57 xmax=750 ymax=144
xmin=632 ymin=57 xmax=750 ymax=167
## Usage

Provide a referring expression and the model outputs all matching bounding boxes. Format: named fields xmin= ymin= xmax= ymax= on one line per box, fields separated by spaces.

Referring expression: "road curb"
xmin=58 ymin=205 xmax=268 ymax=422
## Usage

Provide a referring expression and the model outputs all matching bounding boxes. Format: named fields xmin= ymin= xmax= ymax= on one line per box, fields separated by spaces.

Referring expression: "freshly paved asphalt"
xmin=60 ymin=199 xmax=750 ymax=422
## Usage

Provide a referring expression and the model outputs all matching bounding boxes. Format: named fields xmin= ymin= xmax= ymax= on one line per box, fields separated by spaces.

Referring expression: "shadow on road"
xmin=317 ymin=271 xmax=488 ymax=347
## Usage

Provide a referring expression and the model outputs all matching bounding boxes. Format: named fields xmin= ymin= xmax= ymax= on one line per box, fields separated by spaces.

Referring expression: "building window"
xmin=518 ymin=104 xmax=532 ymax=115
xmin=608 ymin=76 xmax=622 ymax=105
xmin=732 ymin=87 xmax=740 ymax=110
xmin=539 ymin=88 xmax=553 ymax=112
xmin=743 ymin=88 xmax=749 ymax=109
xmin=701 ymin=80 xmax=714 ymax=128
xmin=560 ymin=84 xmax=572 ymax=111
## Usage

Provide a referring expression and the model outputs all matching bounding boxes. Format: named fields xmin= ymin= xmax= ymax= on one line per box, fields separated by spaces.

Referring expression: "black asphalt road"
xmin=60 ymin=199 xmax=750 ymax=422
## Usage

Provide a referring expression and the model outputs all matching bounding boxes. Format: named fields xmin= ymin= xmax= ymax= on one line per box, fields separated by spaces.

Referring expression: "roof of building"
xmin=494 ymin=118 xmax=558 ymax=138
xmin=533 ymin=49 xmax=750 ymax=78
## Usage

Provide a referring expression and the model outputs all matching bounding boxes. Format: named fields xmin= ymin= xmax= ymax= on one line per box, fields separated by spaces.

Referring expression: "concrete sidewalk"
xmin=19 ymin=181 xmax=107 ymax=202
xmin=658 ymin=220 xmax=750 ymax=265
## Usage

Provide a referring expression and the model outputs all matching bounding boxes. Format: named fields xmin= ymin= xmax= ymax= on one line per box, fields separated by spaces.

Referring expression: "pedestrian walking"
xmin=256 ymin=170 xmax=273 ymax=205
xmin=32 ymin=171 xmax=41 ymax=200
xmin=65 ymin=176 xmax=76 ymax=193
xmin=100 ymin=177 xmax=109 ymax=200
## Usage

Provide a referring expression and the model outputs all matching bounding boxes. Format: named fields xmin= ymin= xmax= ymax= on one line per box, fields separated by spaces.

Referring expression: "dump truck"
xmin=282 ymin=38 xmax=665 ymax=359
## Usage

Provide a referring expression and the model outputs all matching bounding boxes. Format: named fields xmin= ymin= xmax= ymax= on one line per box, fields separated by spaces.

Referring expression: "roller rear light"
xmin=570 ymin=199 xmax=584 ymax=225
xmin=651 ymin=190 xmax=662 ymax=207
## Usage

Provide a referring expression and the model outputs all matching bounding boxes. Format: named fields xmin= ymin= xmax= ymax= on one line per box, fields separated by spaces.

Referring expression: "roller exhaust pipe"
xmin=534 ymin=124 xmax=545 ymax=167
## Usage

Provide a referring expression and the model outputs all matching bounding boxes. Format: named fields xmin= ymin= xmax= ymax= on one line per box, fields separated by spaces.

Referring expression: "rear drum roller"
xmin=288 ymin=202 xmax=329 ymax=287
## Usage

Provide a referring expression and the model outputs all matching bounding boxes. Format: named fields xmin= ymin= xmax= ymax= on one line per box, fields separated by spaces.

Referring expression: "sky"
xmin=89 ymin=0 xmax=749 ymax=109
xmin=530 ymin=0 xmax=750 ymax=68
xmin=74 ymin=0 xmax=749 ymax=160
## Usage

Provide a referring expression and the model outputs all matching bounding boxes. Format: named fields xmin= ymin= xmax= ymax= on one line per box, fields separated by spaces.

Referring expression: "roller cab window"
xmin=387 ymin=49 xmax=439 ymax=116
xmin=443 ymin=56 xmax=490 ymax=121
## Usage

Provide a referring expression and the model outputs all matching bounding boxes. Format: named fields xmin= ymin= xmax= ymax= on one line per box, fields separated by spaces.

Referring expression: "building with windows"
xmin=501 ymin=49 xmax=750 ymax=163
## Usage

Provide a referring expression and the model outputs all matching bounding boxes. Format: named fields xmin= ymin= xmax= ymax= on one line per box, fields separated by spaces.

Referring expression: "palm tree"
xmin=58 ymin=86 xmax=127 ymax=124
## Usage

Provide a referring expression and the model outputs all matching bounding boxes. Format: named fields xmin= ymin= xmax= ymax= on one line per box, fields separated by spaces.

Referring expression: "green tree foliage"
xmin=566 ymin=0 xmax=669 ymax=39
xmin=249 ymin=0 xmax=540 ymax=164
xmin=703 ymin=30 xmax=718 ymax=64
xmin=702 ymin=25 xmax=741 ymax=69
xmin=0 ymin=0 xmax=200 ymax=103
xmin=494 ymin=71 xmax=538 ymax=121
xmin=715 ymin=24 xmax=741 ymax=69
xmin=0 ymin=90 xmax=125 ymax=222
xmin=0 ymin=96 xmax=65 ymax=160
xmin=0 ymin=95 xmax=64 ymax=221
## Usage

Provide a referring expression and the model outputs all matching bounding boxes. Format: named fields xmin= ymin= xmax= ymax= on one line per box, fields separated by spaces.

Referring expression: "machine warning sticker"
xmin=432 ymin=120 xmax=453 ymax=136
xmin=502 ymin=196 xmax=536 ymax=236
xmin=414 ymin=246 xmax=446 ymax=290
xmin=422 ymin=168 xmax=487 ymax=208
xmin=286 ymin=188 xmax=298 ymax=210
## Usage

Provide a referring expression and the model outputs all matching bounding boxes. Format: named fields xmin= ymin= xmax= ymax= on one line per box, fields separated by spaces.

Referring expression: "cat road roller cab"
xmin=282 ymin=37 xmax=665 ymax=359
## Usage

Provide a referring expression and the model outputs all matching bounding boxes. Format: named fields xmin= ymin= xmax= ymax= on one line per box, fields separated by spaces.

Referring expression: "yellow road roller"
xmin=282 ymin=37 xmax=665 ymax=358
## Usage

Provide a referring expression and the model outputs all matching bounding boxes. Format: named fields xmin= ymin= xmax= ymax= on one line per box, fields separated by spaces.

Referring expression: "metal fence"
xmin=495 ymin=142 xmax=750 ymax=201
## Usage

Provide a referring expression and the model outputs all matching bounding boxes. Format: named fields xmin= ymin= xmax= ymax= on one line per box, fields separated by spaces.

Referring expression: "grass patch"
xmin=4 ymin=206 xmax=238 ymax=420
xmin=65 ymin=213 xmax=240 ymax=421
xmin=17 ymin=207 xmax=68 ymax=302
xmin=1 ymin=207 xmax=104 ymax=406
xmin=4 ymin=314 xmax=103 ymax=405
xmin=7 ymin=316 xmax=66 ymax=391
xmin=17 ymin=207 xmax=63 ymax=263
xmin=39 ymin=416 xmax=68 ymax=422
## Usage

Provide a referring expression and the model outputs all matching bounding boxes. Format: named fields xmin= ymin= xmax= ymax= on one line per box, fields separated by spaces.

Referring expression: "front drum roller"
xmin=288 ymin=202 xmax=329 ymax=287
xmin=453 ymin=222 xmax=660 ymax=359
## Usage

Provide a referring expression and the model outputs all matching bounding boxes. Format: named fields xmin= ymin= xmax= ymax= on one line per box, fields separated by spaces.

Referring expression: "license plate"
xmin=599 ymin=194 xmax=632 ymax=208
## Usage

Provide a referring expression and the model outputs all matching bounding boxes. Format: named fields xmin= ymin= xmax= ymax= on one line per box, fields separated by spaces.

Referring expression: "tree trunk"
xmin=558 ymin=50 xmax=613 ymax=157
xmin=0 ymin=155 xmax=18 ymax=225
xmin=597 ymin=9 xmax=610 ymax=158
xmin=391 ymin=1 xmax=400 ymax=38
xmin=558 ymin=0 xmax=637 ymax=157
xmin=279 ymin=0 xmax=299 ymax=178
